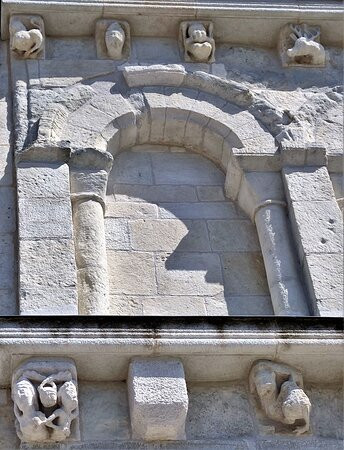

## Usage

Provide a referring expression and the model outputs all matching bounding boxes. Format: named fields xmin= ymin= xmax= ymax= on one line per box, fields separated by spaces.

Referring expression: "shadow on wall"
xmin=105 ymin=145 xmax=274 ymax=316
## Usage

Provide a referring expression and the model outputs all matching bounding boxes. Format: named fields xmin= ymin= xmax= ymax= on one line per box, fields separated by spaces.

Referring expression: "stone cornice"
xmin=0 ymin=317 xmax=342 ymax=385
xmin=1 ymin=0 xmax=343 ymax=46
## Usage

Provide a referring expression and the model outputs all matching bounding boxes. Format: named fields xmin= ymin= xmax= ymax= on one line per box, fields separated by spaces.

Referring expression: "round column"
xmin=254 ymin=201 xmax=309 ymax=316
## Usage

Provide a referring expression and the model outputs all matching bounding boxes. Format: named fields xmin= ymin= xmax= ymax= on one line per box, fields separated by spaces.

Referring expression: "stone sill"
xmin=1 ymin=0 xmax=343 ymax=46
xmin=0 ymin=316 xmax=342 ymax=386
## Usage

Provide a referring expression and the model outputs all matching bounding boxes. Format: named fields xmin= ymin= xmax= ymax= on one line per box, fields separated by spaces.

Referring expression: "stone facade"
xmin=0 ymin=0 xmax=343 ymax=448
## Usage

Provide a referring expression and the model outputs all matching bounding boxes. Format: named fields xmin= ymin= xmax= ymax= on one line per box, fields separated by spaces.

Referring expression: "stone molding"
xmin=1 ymin=1 xmax=342 ymax=48
xmin=0 ymin=317 xmax=342 ymax=386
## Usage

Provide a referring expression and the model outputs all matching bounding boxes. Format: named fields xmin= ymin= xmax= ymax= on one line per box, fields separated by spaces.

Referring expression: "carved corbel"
xmin=12 ymin=358 xmax=80 ymax=443
xmin=180 ymin=21 xmax=215 ymax=63
xmin=279 ymin=23 xmax=325 ymax=67
xmin=10 ymin=15 xmax=45 ymax=59
xmin=249 ymin=360 xmax=311 ymax=435
xmin=95 ymin=19 xmax=131 ymax=60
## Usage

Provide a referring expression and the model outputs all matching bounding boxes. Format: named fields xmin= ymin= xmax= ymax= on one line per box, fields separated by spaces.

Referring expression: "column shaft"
xmin=255 ymin=203 xmax=309 ymax=315
xmin=72 ymin=198 xmax=109 ymax=314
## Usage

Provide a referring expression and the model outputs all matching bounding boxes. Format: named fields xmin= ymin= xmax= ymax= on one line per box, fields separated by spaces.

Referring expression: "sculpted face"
xmin=12 ymin=30 xmax=33 ymax=52
xmin=105 ymin=23 xmax=125 ymax=59
xmin=188 ymin=23 xmax=208 ymax=43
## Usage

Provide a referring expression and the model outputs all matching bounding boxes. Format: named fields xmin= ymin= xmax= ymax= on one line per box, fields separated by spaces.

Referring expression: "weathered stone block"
xmin=156 ymin=252 xmax=223 ymax=296
xmin=105 ymin=201 xmax=158 ymax=219
xmin=105 ymin=218 xmax=130 ymax=250
xmin=221 ymin=252 xmax=269 ymax=295
xmin=142 ymin=295 xmax=206 ymax=315
xmin=128 ymin=358 xmax=188 ymax=440
xmin=158 ymin=202 xmax=242 ymax=220
xmin=107 ymin=251 xmax=157 ymax=295
xmin=109 ymin=295 xmax=143 ymax=315
xmin=151 ymin=153 xmax=225 ymax=185
xmin=18 ymin=198 xmax=73 ymax=239
xmin=0 ymin=187 xmax=15 ymax=233
xmin=291 ymin=200 xmax=343 ymax=255
xmin=283 ymin=166 xmax=335 ymax=202
xmin=19 ymin=286 xmax=78 ymax=315
xmin=196 ymin=186 xmax=225 ymax=202
xmin=17 ymin=163 xmax=70 ymax=198
xmin=0 ymin=235 xmax=15 ymax=289
xmin=112 ymin=152 xmax=153 ymax=185
xmin=113 ymin=184 xmax=198 ymax=203
xmin=208 ymin=219 xmax=260 ymax=251
xmin=129 ymin=219 xmax=210 ymax=252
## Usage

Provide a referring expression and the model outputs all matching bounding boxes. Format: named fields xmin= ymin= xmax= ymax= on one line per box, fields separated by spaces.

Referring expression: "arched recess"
xmin=39 ymin=75 xmax=308 ymax=316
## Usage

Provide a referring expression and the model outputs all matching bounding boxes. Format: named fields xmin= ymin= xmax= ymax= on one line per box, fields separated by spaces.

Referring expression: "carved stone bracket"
xmin=10 ymin=14 xmax=45 ymax=59
xmin=279 ymin=23 xmax=325 ymax=67
xmin=95 ymin=19 xmax=131 ymax=60
xmin=179 ymin=21 xmax=215 ymax=63
xmin=11 ymin=358 xmax=80 ymax=443
xmin=249 ymin=360 xmax=311 ymax=435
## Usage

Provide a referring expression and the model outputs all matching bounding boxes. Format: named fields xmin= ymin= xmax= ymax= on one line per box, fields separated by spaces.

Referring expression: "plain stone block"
xmin=107 ymin=251 xmax=157 ymax=295
xmin=151 ymin=153 xmax=225 ymax=185
xmin=105 ymin=218 xmax=130 ymax=250
xmin=158 ymin=202 xmax=243 ymax=220
xmin=156 ymin=252 xmax=223 ymax=296
xmin=221 ymin=252 xmax=269 ymax=295
xmin=142 ymin=296 xmax=207 ymax=315
xmin=0 ymin=145 xmax=13 ymax=186
xmin=0 ymin=235 xmax=15 ymax=289
xmin=283 ymin=167 xmax=336 ymax=202
xmin=18 ymin=198 xmax=73 ymax=239
xmin=105 ymin=201 xmax=158 ymax=219
xmin=329 ymin=173 xmax=344 ymax=199
xmin=128 ymin=358 xmax=188 ymax=440
xmin=291 ymin=200 xmax=343 ymax=255
xmin=0 ymin=102 xmax=10 ymax=145
xmin=129 ymin=219 xmax=211 ymax=252
xmin=208 ymin=220 xmax=260 ymax=252
xmin=0 ymin=187 xmax=15 ymax=233
xmin=309 ymin=386 xmax=343 ymax=439
xmin=196 ymin=186 xmax=226 ymax=202
xmin=17 ymin=163 xmax=70 ymax=198
xmin=113 ymin=184 xmax=198 ymax=203
xmin=186 ymin=384 xmax=255 ymax=439
xmin=79 ymin=382 xmax=130 ymax=441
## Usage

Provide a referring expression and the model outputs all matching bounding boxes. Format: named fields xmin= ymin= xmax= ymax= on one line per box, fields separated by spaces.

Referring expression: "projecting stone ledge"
xmin=128 ymin=357 xmax=189 ymax=441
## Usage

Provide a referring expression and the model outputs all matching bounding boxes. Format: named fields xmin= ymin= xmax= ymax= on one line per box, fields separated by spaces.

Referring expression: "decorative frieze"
xmin=180 ymin=21 xmax=215 ymax=63
xmin=249 ymin=360 xmax=311 ymax=435
xmin=279 ymin=23 xmax=325 ymax=67
xmin=12 ymin=358 xmax=79 ymax=443
xmin=9 ymin=15 xmax=45 ymax=59
xmin=95 ymin=19 xmax=131 ymax=60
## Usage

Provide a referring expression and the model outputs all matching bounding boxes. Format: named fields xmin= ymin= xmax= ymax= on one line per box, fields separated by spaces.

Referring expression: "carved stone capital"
xmin=10 ymin=14 xmax=45 ymax=59
xmin=249 ymin=360 xmax=311 ymax=435
xmin=11 ymin=358 xmax=80 ymax=443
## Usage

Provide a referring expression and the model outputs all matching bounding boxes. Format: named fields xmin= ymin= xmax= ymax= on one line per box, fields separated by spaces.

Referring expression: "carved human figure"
xmin=12 ymin=361 xmax=79 ymax=443
xmin=249 ymin=360 xmax=311 ymax=435
xmin=46 ymin=380 xmax=78 ymax=441
xmin=12 ymin=378 xmax=50 ymax=442
xmin=182 ymin=22 xmax=215 ymax=63
xmin=105 ymin=22 xmax=126 ymax=59
xmin=10 ymin=16 xmax=44 ymax=59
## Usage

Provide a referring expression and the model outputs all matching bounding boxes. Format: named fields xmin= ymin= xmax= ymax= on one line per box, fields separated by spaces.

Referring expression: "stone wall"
xmin=106 ymin=145 xmax=273 ymax=315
